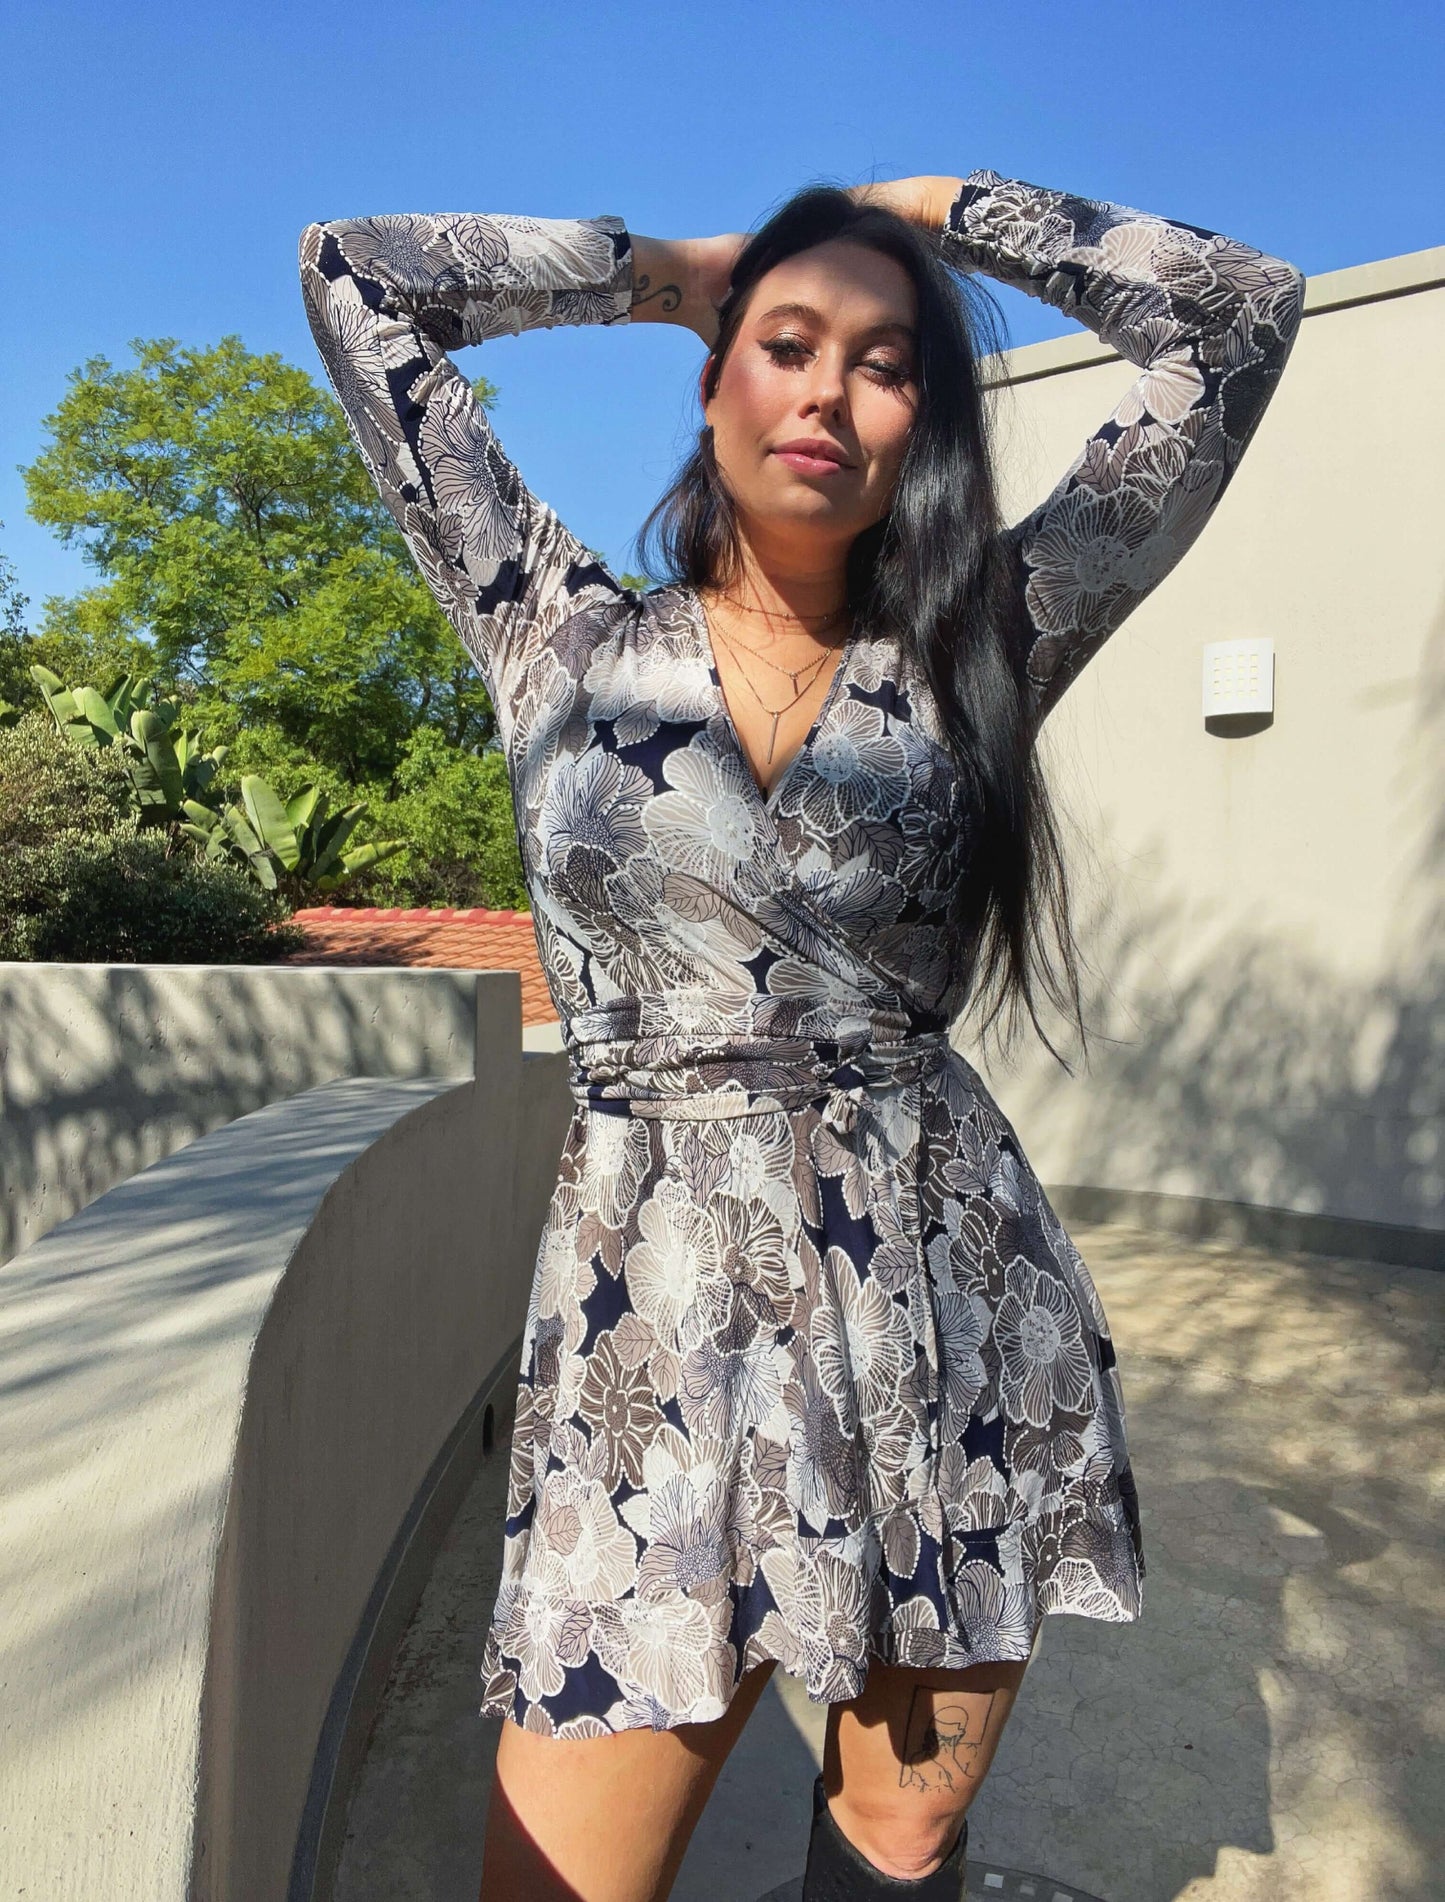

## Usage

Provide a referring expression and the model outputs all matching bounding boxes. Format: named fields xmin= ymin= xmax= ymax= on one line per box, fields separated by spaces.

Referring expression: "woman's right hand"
xmin=629 ymin=232 xmax=746 ymax=345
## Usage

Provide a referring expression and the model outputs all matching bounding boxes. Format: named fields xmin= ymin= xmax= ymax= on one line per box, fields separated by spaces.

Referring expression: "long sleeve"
xmin=298 ymin=211 xmax=634 ymax=718
xmin=940 ymin=169 xmax=1306 ymax=725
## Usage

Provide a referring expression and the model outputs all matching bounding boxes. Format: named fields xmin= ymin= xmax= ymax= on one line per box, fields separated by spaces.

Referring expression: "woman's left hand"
xmin=845 ymin=176 xmax=963 ymax=232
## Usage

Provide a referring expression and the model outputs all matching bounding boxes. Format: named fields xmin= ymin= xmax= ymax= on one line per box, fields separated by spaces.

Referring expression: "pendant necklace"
xmin=710 ymin=619 xmax=846 ymax=767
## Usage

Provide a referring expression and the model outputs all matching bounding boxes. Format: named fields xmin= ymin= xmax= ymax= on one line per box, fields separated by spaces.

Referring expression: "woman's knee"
xmin=820 ymin=1655 xmax=1033 ymax=1880
xmin=826 ymin=1785 xmax=969 ymax=1882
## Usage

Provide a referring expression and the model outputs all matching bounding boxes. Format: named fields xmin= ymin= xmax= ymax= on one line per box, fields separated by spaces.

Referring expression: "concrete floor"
xmin=333 ymin=1223 xmax=1444 ymax=1902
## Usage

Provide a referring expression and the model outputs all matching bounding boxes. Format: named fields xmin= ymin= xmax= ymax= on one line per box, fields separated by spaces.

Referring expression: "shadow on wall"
xmin=0 ymin=965 xmax=487 ymax=1265
xmin=1000 ymin=578 xmax=1445 ymax=1244
xmin=0 ymin=1090 xmax=404 ymax=1739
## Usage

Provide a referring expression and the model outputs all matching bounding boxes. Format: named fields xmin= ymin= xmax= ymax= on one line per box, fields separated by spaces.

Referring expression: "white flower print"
xmin=1023 ymin=484 xmax=1164 ymax=642
xmin=487 ymin=211 xmax=622 ymax=293
xmin=796 ymin=1549 xmax=873 ymax=1702
xmin=948 ymin=1559 xmax=1038 ymax=1656
xmin=473 ymin=285 xmax=553 ymax=341
xmin=650 ymin=877 xmax=764 ymax=981
xmin=584 ymin=637 xmax=714 ymax=747
xmin=635 ymin=1466 xmax=732 ymax=1603
xmin=812 ymin=1248 xmax=906 ymax=1422
xmin=785 ymin=1360 xmax=861 ymax=1534
xmin=887 ymin=1592 xmax=951 ymax=1671
xmin=301 ymin=270 xmax=406 ymax=483
xmin=798 ymin=698 xmax=909 ymax=829
xmin=932 ymin=1285 xmax=993 ymax=1428
xmin=1114 ymin=344 xmax=1206 ymax=428
xmin=625 ymin=1176 xmax=720 ymax=1348
xmin=539 ymin=747 xmax=652 ymax=885
xmin=708 ymin=1189 xmax=794 ymax=1312
xmin=576 ymin=1107 xmax=653 ymax=1237
xmin=496 ymin=1585 xmax=590 ymax=1703
xmin=422 ymin=378 xmax=518 ymax=573
xmin=994 ymin=1258 xmax=1095 ymax=1429
xmin=623 ymin=1596 xmax=731 ymax=1717
xmin=531 ymin=1466 xmax=638 ymax=1604
xmin=940 ymin=1451 xmax=1034 ymax=1534
xmin=641 ymin=742 xmax=762 ymax=885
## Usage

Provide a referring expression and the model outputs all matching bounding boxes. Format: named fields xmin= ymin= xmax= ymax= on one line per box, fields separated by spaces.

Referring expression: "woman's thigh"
xmin=479 ymin=1660 xmax=775 ymax=1902
xmin=822 ymin=1644 xmax=1037 ymax=1881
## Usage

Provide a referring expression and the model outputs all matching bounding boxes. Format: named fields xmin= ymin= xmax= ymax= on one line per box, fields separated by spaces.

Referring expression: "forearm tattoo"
xmin=898 ymin=1688 xmax=998 ymax=1792
xmin=630 ymin=273 xmax=682 ymax=313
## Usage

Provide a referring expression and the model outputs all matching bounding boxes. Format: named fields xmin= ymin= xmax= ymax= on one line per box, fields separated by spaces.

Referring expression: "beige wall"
xmin=960 ymin=245 xmax=1445 ymax=1248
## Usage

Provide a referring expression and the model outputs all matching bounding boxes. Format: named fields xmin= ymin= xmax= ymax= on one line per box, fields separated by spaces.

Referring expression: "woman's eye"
xmin=762 ymin=336 xmax=809 ymax=362
xmin=863 ymin=358 xmax=911 ymax=385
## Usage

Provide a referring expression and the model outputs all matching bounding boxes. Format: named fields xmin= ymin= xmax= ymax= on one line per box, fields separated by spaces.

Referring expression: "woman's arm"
xmin=625 ymin=233 xmax=746 ymax=342
xmin=298 ymin=212 xmax=633 ymax=718
xmin=861 ymin=171 xmax=1307 ymax=724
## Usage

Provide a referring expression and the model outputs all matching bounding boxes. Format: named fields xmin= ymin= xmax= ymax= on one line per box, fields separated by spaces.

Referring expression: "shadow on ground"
xmin=332 ymin=1225 xmax=1443 ymax=1902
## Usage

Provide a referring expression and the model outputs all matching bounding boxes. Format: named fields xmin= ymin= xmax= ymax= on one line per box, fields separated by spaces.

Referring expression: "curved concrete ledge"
xmin=0 ymin=991 xmax=571 ymax=1901
xmin=0 ymin=962 xmax=532 ymax=1266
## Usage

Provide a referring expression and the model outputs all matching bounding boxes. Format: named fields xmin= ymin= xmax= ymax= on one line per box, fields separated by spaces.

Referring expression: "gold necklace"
xmin=709 ymin=598 xmax=849 ymax=696
xmin=715 ymin=625 xmax=839 ymax=694
xmin=719 ymin=594 xmax=849 ymax=634
xmin=709 ymin=622 xmax=841 ymax=767
xmin=721 ymin=591 xmax=847 ymax=616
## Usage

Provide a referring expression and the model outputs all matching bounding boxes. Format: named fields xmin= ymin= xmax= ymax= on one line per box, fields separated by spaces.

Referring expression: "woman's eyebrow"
xmin=754 ymin=301 xmax=917 ymax=340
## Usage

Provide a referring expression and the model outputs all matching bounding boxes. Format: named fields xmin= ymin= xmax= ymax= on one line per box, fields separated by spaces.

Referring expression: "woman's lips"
xmin=771 ymin=441 xmax=854 ymax=477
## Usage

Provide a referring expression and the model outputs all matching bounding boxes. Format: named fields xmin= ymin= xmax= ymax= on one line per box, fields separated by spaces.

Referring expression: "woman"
xmin=300 ymin=169 xmax=1304 ymax=1899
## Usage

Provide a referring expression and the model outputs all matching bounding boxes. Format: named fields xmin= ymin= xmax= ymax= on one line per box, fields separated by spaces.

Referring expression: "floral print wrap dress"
xmin=300 ymin=170 xmax=1305 ymax=1733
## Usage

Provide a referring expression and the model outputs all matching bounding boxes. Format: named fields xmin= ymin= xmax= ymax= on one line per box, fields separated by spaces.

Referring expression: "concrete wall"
xmin=0 ymin=963 xmax=511 ymax=1266
xmin=961 ymin=243 xmax=1445 ymax=1261
xmin=0 ymin=978 xmax=573 ymax=1902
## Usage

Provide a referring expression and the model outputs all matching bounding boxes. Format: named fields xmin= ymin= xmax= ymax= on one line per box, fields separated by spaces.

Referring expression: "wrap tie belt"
xmin=566 ymin=1029 xmax=954 ymax=1138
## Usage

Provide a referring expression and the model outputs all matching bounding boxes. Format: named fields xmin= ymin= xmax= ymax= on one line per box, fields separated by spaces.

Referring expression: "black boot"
xmin=800 ymin=1775 xmax=969 ymax=1898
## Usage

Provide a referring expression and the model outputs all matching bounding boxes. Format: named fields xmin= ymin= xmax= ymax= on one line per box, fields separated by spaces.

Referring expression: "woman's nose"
xmin=799 ymin=351 xmax=848 ymax=421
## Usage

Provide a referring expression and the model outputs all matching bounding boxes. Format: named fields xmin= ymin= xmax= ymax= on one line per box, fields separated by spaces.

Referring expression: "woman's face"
xmin=703 ymin=238 xmax=919 ymax=559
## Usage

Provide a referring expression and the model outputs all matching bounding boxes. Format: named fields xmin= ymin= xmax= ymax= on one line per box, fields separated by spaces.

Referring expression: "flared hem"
xmin=478 ymin=1509 xmax=1144 ymax=1736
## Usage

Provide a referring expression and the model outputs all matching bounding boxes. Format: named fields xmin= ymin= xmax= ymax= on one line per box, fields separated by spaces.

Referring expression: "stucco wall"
xmin=0 ymin=963 xmax=506 ymax=1265
xmin=960 ymin=244 xmax=1445 ymax=1254
xmin=0 ymin=983 xmax=572 ymax=1901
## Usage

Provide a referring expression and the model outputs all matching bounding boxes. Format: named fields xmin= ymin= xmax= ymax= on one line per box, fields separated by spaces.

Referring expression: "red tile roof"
xmin=276 ymin=907 xmax=557 ymax=1027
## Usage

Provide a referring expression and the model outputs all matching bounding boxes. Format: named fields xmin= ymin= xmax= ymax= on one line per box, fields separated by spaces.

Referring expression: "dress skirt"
xmin=477 ymin=1031 xmax=1144 ymax=1736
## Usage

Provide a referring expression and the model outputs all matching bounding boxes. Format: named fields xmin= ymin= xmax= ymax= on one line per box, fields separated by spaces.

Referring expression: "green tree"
xmin=21 ymin=335 xmax=499 ymax=780
xmin=0 ymin=532 xmax=27 ymax=640
xmin=355 ymin=725 xmax=527 ymax=910
xmin=0 ymin=526 xmax=33 ymax=720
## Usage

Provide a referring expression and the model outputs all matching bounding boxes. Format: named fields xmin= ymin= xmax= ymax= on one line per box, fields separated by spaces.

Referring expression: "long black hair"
xmin=637 ymin=185 xmax=1088 ymax=1071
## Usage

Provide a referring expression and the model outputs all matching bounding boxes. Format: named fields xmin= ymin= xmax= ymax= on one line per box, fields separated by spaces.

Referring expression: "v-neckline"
xmin=682 ymin=585 xmax=852 ymax=814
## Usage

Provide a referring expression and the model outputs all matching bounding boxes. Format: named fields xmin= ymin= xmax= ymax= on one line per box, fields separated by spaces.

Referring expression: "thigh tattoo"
xmin=898 ymin=1688 xmax=997 ymax=1793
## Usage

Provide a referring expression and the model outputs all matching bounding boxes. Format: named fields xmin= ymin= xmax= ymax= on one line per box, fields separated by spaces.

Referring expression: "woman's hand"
xmin=629 ymin=232 xmax=747 ymax=344
xmin=627 ymin=179 xmax=962 ymax=343
xmin=846 ymin=176 xmax=964 ymax=233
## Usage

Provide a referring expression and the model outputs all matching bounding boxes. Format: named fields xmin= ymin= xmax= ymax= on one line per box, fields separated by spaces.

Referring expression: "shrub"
xmin=0 ymin=712 xmax=303 ymax=962
xmin=0 ymin=707 xmax=134 ymax=845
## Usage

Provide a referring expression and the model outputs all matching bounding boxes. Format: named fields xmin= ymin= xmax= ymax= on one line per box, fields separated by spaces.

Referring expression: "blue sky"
xmin=3 ymin=0 xmax=1441 ymax=615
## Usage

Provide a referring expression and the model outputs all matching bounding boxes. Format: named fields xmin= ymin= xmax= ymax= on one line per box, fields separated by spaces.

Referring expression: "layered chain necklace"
xmin=707 ymin=593 xmax=852 ymax=767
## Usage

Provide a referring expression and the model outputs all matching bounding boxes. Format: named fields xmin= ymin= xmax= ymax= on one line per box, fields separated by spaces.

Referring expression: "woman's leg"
xmin=479 ymin=1660 xmax=776 ymax=1902
xmin=820 ymin=1650 xmax=1034 ymax=1881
